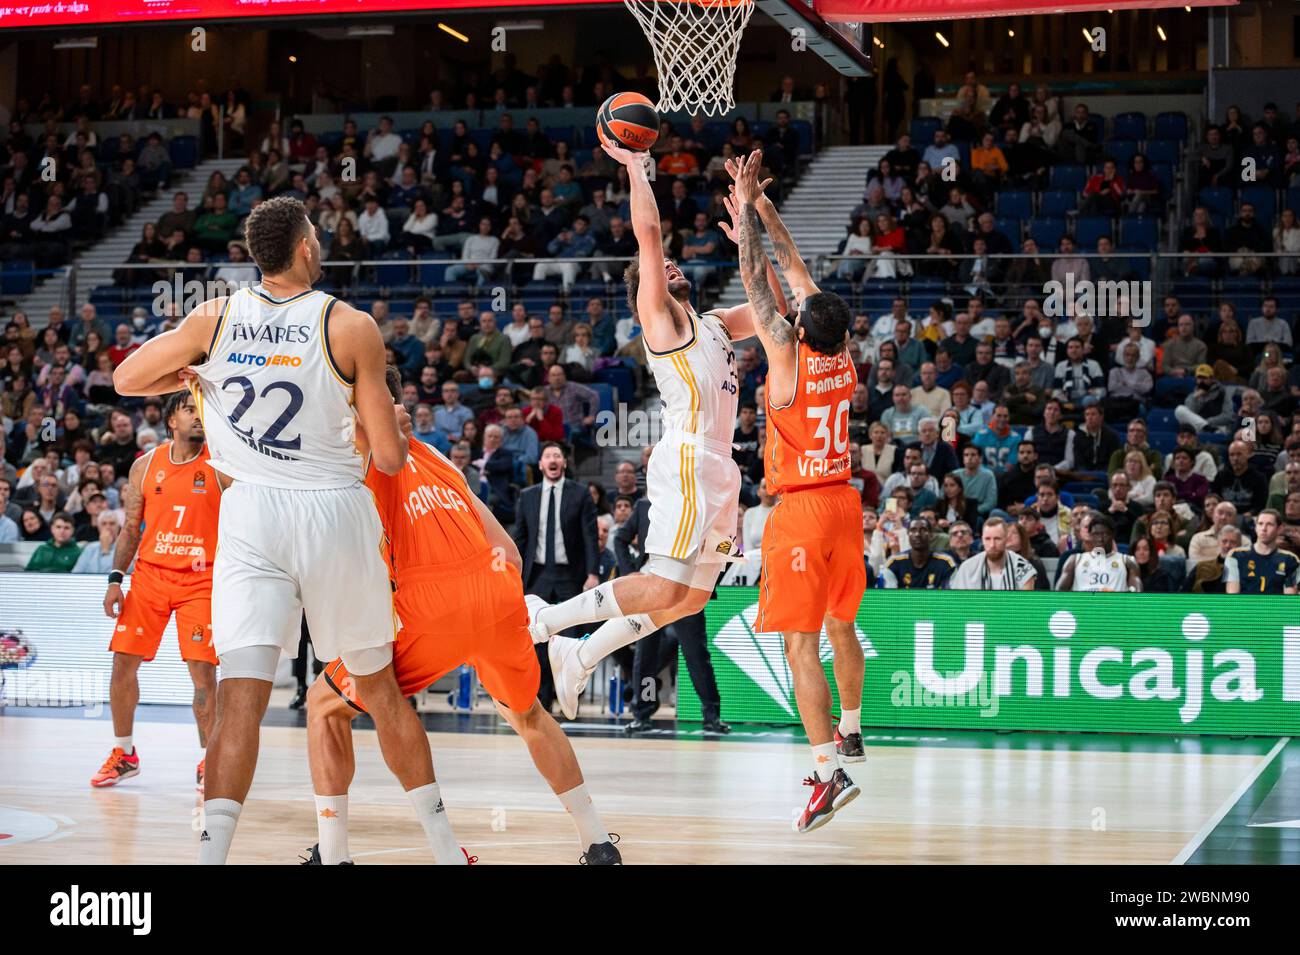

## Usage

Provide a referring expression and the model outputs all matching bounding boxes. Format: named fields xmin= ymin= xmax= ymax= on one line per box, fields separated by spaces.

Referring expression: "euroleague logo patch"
xmin=190 ymin=625 xmax=205 ymax=643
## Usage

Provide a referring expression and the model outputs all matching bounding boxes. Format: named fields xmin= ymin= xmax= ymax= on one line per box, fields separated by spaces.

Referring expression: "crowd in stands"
xmin=746 ymin=279 xmax=1300 ymax=593
xmin=832 ymin=85 xmax=1300 ymax=293
xmin=5 ymin=77 xmax=1299 ymax=607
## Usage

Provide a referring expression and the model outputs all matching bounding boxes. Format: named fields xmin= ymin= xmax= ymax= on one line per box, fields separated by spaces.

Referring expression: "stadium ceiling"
xmin=813 ymin=0 xmax=1238 ymax=22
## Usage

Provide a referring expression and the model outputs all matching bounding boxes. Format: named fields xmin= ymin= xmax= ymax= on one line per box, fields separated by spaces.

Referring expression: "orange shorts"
xmin=324 ymin=555 xmax=540 ymax=714
xmin=755 ymin=482 xmax=866 ymax=634
xmin=110 ymin=563 xmax=217 ymax=664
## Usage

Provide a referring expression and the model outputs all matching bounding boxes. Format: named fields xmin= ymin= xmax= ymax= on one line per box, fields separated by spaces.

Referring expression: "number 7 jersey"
xmin=765 ymin=341 xmax=857 ymax=494
xmin=191 ymin=286 xmax=365 ymax=489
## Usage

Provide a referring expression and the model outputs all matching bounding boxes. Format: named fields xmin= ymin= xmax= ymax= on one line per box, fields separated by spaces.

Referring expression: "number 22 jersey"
xmin=192 ymin=286 xmax=364 ymax=489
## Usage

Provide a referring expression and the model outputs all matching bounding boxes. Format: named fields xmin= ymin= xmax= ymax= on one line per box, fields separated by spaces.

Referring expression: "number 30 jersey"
xmin=192 ymin=286 xmax=364 ymax=490
xmin=765 ymin=340 xmax=857 ymax=494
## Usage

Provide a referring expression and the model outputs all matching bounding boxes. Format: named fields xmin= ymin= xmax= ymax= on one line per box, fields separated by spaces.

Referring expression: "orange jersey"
xmin=765 ymin=342 xmax=858 ymax=494
xmin=365 ymin=438 xmax=491 ymax=576
xmin=137 ymin=442 xmax=222 ymax=574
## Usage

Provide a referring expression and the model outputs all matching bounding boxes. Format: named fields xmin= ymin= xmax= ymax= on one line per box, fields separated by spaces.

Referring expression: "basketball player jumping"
xmin=94 ymin=391 xmax=219 ymax=792
xmin=115 ymin=196 xmax=465 ymax=865
xmin=303 ymin=367 xmax=620 ymax=865
xmin=530 ymin=140 xmax=786 ymax=720
xmin=730 ymin=149 xmax=866 ymax=832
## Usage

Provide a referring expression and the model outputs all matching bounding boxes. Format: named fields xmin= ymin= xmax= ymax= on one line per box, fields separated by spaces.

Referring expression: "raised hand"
xmin=600 ymin=140 xmax=653 ymax=176
xmin=728 ymin=150 xmax=764 ymax=203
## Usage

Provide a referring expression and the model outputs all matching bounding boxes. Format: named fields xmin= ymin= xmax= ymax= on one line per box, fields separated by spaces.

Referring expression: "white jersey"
xmin=1071 ymin=548 xmax=1133 ymax=592
xmin=192 ymin=285 xmax=363 ymax=490
xmin=645 ymin=308 xmax=739 ymax=448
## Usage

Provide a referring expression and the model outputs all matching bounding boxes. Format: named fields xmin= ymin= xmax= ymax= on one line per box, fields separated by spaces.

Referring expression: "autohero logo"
xmin=49 ymin=885 xmax=151 ymax=935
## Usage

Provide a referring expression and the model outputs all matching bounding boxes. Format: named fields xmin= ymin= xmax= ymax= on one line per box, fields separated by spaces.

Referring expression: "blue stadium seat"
xmin=1029 ymin=217 xmax=1067 ymax=249
xmin=2 ymin=260 xmax=34 ymax=296
xmin=1074 ymin=216 xmax=1113 ymax=248
xmin=589 ymin=382 xmax=616 ymax=418
xmin=956 ymin=140 xmax=971 ymax=169
xmin=994 ymin=217 xmax=1022 ymax=244
xmin=1287 ymin=188 xmax=1300 ymax=214
xmin=1049 ymin=164 xmax=1087 ymax=191
xmin=1197 ymin=187 xmax=1234 ymax=217
xmin=1073 ymin=493 xmax=1101 ymax=510
xmin=1172 ymin=277 xmax=1214 ymax=310
xmin=417 ymin=251 xmax=451 ymax=285
xmin=1115 ymin=246 xmax=1152 ymax=280
xmin=374 ymin=256 xmax=412 ymax=287
xmin=594 ymin=363 xmax=635 ymax=405
xmin=1038 ymin=189 xmax=1077 ymax=216
xmin=1151 ymin=163 xmax=1175 ymax=196
xmin=1120 ymin=217 xmax=1159 ymax=250
xmin=995 ymin=190 xmax=1033 ymax=218
xmin=1148 ymin=431 xmax=1178 ymax=454
xmin=1153 ymin=376 xmax=1195 ymax=408
xmin=1111 ymin=112 xmax=1147 ymax=141
xmin=1153 ymin=112 xmax=1189 ymax=142
xmin=910 ymin=117 xmax=942 ymax=145
xmin=1084 ymin=114 xmax=1105 ymax=143
xmin=1102 ymin=139 xmax=1139 ymax=166
xmin=1145 ymin=139 xmax=1181 ymax=165
xmin=1146 ymin=407 xmax=1179 ymax=431
xmin=1240 ymin=185 xmax=1277 ymax=226
xmin=906 ymin=278 xmax=947 ymax=301
xmin=168 ymin=135 xmax=198 ymax=169
xmin=544 ymin=126 xmax=575 ymax=147
xmin=470 ymin=129 xmax=494 ymax=152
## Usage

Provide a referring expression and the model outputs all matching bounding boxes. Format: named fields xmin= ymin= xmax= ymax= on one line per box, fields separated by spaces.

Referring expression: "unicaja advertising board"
xmin=677 ymin=589 xmax=1300 ymax=735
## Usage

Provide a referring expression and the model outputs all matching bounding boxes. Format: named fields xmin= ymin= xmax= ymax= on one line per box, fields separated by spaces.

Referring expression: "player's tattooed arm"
xmin=758 ymin=205 xmax=819 ymax=305
xmin=737 ymin=202 xmax=789 ymax=347
xmin=734 ymin=152 xmax=794 ymax=357
xmin=725 ymin=152 xmax=818 ymax=305
xmin=105 ymin=456 xmax=147 ymax=617
xmin=113 ymin=456 xmax=148 ymax=573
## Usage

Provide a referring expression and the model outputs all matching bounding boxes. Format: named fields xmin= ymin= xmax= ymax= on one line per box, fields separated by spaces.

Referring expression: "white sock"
xmin=315 ymin=794 xmax=350 ymax=864
xmin=114 ymin=735 xmax=134 ymax=755
xmin=812 ymin=742 xmax=839 ymax=783
xmin=407 ymin=782 xmax=465 ymax=865
xmin=538 ymin=581 xmax=623 ymax=634
xmin=838 ymin=708 xmax=861 ymax=737
xmin=198 ymin=798 xmax=242 ymax=865
xmin=577 ymin=614 xmax=659 ymax=670
xmin=557 ymin=783 xmax=610 ymax=849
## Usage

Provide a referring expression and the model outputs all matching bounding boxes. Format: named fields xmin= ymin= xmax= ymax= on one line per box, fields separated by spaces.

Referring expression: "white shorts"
xmin=644 ymin=431 xmax=743 ymax=568
xmin=211 ymin=482 xmax=399 ymax=663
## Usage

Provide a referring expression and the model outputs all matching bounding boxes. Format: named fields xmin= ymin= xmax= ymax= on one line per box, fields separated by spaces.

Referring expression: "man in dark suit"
xmin=512 ymin=441 xmax=600 ymax=710
xmin=770 ymin=75 xmax=810 ymax=103
xmin=614 ymin=497 xmax=729 ymax=736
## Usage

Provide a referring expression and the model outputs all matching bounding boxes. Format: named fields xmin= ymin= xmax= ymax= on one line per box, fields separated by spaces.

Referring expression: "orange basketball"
xmin=596 ymin=91 xmax=661 ymax=151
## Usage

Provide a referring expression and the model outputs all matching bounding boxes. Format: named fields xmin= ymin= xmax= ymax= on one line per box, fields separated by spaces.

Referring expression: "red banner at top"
xmin=0 ymin=0 xmax=612 ymax=30
xmin=813 ymin=0 xmax=1236 ymax=23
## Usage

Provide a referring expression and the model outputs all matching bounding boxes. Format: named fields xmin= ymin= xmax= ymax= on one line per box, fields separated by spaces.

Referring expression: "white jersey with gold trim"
xmin=1071 ymin=548 xmax=1134 ymax=592
xmin=645 ymin=308 xmax=739 ymax=449
xmin=191 ymin=285 xmax=364 ymax=490
xmin=641 ymin=307 xmax=745 ymax=571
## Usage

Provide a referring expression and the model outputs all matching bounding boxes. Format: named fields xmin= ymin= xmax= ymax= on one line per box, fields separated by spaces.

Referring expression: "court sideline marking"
xmin=1169 ymin=736 xmax=1290 ymax=865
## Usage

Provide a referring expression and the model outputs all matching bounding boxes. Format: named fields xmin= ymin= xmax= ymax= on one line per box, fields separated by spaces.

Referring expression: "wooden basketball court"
xmin=2 ymin=703 xmax=1294 ymax=864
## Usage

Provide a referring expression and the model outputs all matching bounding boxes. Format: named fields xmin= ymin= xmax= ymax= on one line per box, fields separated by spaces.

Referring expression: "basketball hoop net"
xmin=623 ymin=0 xmax=756 ymax=117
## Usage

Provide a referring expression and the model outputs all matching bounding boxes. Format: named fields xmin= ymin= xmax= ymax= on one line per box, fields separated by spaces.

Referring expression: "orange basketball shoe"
xmin=91 ymin=747 xmax=140 ymax=787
